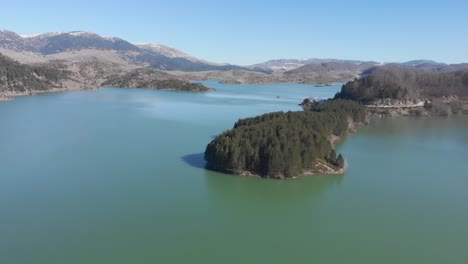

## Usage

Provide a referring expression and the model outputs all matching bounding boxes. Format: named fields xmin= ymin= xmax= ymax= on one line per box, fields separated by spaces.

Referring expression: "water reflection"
xmin=365 ymin=116 xmax=468 ymax=137
xmin=181 ymin=152 xmax=344 ymax=203
xmin=181 ymin=153 xmax=206 ymax=170
xmin=361 ymin=116 xmax=468 ymax=152
xmin=202 ymin=167 xmax=344 ymax=214
xmin=181 ymin=151 xmax=344 ymax=212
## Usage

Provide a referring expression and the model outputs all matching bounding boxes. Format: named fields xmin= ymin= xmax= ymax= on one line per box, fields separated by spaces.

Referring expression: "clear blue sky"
xmin=2 ymin=0 xmax=467 ymax=65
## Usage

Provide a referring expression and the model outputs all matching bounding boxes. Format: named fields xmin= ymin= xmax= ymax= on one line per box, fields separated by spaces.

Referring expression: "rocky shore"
xmin=0 ymin=94 xmax=11 ymax=101
xmin=365 ymin=98 xmax=468 ymax=117
xmin=205 ymin=100 xmax=365 ymax=179
xmin=232 ymin=159 xmax=346 ymax=180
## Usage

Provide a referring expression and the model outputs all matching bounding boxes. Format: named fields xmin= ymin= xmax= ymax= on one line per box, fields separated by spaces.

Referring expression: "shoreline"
xmin=102 ymin=86 xmax=216 ymax=92
xmin=366 ymin=100 xmax=468 ymax=117
xmin=0 ymin=84 xmax=215 ymax=102
xmin=0 ymin=87 xmax=98 ymax=101
xmin=218 ymin=124 xmax=362 ymax=180
xmin=0 ymin=95 xmax=12 ymax=101
xmin=221 ymin=159 xmax=346 ymax=180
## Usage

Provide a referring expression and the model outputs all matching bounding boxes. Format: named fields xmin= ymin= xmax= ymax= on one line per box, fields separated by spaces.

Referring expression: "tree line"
xmin=335 ymin=67 xmax=468 ymax=102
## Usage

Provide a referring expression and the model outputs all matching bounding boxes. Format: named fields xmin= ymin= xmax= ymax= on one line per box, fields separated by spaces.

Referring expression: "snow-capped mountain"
xmin=135 ymin=43 xmax=222 ymax=66
xmin=249 ymin=58 xmax=380 ymax=73
xmin=0 ymin=29 xmax=241 ymax=71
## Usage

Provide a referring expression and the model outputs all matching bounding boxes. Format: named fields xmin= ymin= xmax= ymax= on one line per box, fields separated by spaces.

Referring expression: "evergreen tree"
xmin=336 ymin=154 xmax=345 ymax=168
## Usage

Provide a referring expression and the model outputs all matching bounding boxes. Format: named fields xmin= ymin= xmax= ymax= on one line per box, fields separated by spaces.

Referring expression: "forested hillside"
xmin=336 ymin=67 xmax=468 ymax=102
xmin=0 ymin=53 xmax=69 ymax=94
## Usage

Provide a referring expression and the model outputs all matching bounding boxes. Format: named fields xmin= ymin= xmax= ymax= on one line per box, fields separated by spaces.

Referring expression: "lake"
xmin=0 ymin=81 xmax=467 ymax=263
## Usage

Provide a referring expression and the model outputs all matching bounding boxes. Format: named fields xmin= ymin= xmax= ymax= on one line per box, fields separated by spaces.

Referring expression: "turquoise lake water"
xmin=0 ymin=81 xmax=467 ymax=263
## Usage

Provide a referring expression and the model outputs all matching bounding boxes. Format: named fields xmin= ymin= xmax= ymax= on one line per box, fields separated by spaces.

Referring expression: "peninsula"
xmin=205 ymin=67 xmax=468 ymax=179
xmin=204 ymin=100 xmax=366 ymax=179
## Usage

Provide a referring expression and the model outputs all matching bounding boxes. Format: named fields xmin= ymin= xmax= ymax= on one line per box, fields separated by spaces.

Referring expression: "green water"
xmin=0 ymin=81 xmax=467 ymax=263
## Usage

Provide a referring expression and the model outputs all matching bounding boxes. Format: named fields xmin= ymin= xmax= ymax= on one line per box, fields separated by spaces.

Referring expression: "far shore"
xmin=0 ymin=87 xmax=99 ymax=101
xmin=0 ymin=84 xmax=215 ymax=102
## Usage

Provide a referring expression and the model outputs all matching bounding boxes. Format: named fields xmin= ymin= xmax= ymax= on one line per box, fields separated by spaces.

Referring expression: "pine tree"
xmin=336 ymin=154 xmax=345 ymax=168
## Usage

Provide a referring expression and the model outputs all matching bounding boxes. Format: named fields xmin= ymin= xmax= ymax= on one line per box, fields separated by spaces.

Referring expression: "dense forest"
xmin=205 ymin=100 xmax=366 ymax=179
xmin=0 ymin=53 xmax=69 ymax=93
xmin=335 ymin=67 xmax=468 ymax=102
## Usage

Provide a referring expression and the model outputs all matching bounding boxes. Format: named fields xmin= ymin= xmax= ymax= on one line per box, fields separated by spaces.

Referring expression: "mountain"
xmin=362 ymin=62 xmax=468 ymax=76
xmin=397 ymin=60 xmax=468 ymax=73
xmin=284 ymin=62 xmax=376 ymax=75
xmin=249 ymin=59 xmax=379 ymax=73
xmin=402 ymin=60 xmax=440 ymax=66
xmin=270 ymin=61 xmax=377 ymax=84
xmin=0 ymin=30 xmax=29 ymax=50
xmin=250 ymin=58 xmax=468 ymax=77
xmin=135 ymin=43 xmax=222 ymax=66
xmin=0 ymin=29 xmax=245 ymax=72
xmin=3 ymin=29 xmax=467 ymax=85
xmin=23 ymin=31 xmax=139 ymax=54
xmin=0 ymin=30 xmax=139 ymax=54
xmin=169 ymin=60 xmax=381 ymax=85
xmin=248 ymin=59 xmax=311 ymax=72
xmin=413 ymin=63 xmax=468 ymax=73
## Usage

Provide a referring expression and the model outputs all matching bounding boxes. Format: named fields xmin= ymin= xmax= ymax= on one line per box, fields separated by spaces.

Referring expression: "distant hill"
xmin=0 ymin=29 xmax=246 ymax=72
xmin=249 ymin=59 xmax=379 ymax=73
xmin=248 ymin=59 xmax=311 ymax=72
xmin=0 ymin=30 xmax=138 ymax=54
xmin=251 ymin=58 xmax=468 ymax=77
xmin=135 ymin=43 xmax=222 ymax=66
xmin=335 ymin=67 xmax=468 ymax=102
xmin=414 ymin=63 xmax=468 ymax=73
xmin=25 ymin=31 xmax=139 ymax=55
xmin=2 ymin=29 xmax=468 ymax=85
xmin=362 ymin=62 xmax=468 ymax=77
xmin=402 ymin=60 xmax=440 ymax=66
xmin=284 ymin=62 xmax=376 ymax=75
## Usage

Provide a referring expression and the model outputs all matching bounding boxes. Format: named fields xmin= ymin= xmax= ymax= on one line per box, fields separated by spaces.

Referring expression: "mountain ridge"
xmin=2 ymin=29 xmax=468 ymax=85
xmin=248 ymin=58 xmax=380 ymax=73
xmin=0 ymin=29 xmax=243 ymax=72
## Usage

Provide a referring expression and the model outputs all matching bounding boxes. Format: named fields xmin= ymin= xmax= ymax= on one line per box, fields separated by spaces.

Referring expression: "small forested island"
xmin=205 ymin=100 xmax=366 ymax=179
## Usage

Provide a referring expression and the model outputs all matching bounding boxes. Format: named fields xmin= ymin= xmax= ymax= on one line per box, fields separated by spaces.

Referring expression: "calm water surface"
xmin=0 ymin=81 xmax=467 ymax=263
